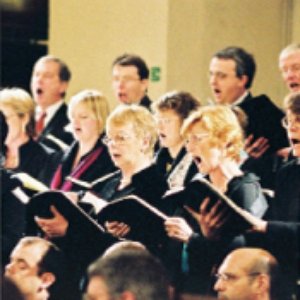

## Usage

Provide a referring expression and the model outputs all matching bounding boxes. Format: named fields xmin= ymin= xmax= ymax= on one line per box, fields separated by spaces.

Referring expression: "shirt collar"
xmin=36 ymin=100 xmax=65 ymax=125
xmin=231 ymin=91 xmax=249 ymax=106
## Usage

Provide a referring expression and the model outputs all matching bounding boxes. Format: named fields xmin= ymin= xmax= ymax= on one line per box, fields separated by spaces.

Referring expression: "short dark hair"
xmin=213 ymin=46 xmax=256 ymax=89
xmin=151 ymin=90 xmax=200 ymax=120
xmin=35 ymin=55 xmax=71 ymax=82
xmin=88 ymin=249 xmax=169 ymax=300
xmin=112 ymin=54 xmax=149 ymax=80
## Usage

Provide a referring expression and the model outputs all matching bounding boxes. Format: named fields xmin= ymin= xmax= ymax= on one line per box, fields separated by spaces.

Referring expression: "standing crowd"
xmin=1 ymin=44 xmax=300 ymax=300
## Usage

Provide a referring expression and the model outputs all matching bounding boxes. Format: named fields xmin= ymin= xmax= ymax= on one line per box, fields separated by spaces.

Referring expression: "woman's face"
xmin=285 ymin=110 xmax=300 ymax=157
xmin=69 ymin=102 xmax=101 ymax=142
xmin=0 ymin=105 xmax=26 ymax=144
xmin=185 ymin=122 xmax=223 ymax=175
xmin=105 ymin=123 xmax=146 ymax=170
xmin=154 ymin=109 xmax=183 ymax=149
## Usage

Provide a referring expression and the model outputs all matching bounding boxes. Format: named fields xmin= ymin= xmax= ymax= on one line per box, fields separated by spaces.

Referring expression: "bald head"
xmin=214 ymin=248 xmax=279 ymax=300
xmin=224 ymin=248 xmax=278 ymax=275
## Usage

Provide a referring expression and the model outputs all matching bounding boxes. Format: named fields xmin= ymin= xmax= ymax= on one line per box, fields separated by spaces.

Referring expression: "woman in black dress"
xmin=0 ymin=88 xmax=55 ymax=184
xmin=163 ymin=105 xmax=268 ymax=297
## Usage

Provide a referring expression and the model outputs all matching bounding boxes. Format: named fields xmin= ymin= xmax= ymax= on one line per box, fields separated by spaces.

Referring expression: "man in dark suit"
xmin=209 ymin=46 xmax=289 ymax=188
xmin=31 ymin=55 xmax=73 ymax=151
xmin=112 ymin=54 xmax=152 ymax=109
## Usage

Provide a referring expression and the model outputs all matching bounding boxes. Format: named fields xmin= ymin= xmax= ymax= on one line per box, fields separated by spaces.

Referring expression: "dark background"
xmin=1 ymin=0 xmax=49 ymax=92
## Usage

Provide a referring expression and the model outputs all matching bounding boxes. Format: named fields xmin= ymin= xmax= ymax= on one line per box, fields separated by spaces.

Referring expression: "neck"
xmin=120 ymin=155 xmax=152 ymax=187
xmin=168 ymin=141 xmax=184 ymax=159
xmin=209 ymin=158 xmax=243 ymax=192
xmin=78 ymin=136 xmax=99 ymax=157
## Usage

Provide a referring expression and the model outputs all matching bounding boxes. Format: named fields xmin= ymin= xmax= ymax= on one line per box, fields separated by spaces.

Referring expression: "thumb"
xmin=50 ymin=205 xmax=61 ymax=216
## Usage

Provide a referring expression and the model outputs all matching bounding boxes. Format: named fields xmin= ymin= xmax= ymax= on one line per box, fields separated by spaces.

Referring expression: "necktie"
xmin=35 ymin=112 xmax=47 ymax=137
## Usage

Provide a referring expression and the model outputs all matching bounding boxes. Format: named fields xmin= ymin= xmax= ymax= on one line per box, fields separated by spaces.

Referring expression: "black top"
xmin=8 ymin=138 xmax=57 ymax=185
xmin=163 ymin=172 xmax=268 ymax=295
xmin=1 ymin=170 xmax=26 ymax=267
xmin=272 ymin=158 xmax=300 ymax=222
xmin=155 ymin=147 xmax=198 ymax=188
xmin=239 ymin=94 xmax=289 ymax=189
xmin=139 ymin=95 xmax=152 ymax=109
xmin=238 ymin=93 xmax=289 ymax=154
xmin=93 ymin=164 xmax=168 ymax=207
xmin=50 ymin=137 xmax=116 ymax=191
xmin=50 ymin=164 xmax=168 ymax=290
xmin=37 ymin=103 xmax=74 ymax=151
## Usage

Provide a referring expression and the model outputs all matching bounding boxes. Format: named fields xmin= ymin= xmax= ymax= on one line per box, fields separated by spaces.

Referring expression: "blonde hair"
xmin=68 ymin=89 xmax=110 ymax=134
xmin=182 ymin=105 xmax=244 ymax=161
xmin=0 ymin=88 xmax=35 ymax=137
xmin=107 ymin=105 xmax=157 ymax=155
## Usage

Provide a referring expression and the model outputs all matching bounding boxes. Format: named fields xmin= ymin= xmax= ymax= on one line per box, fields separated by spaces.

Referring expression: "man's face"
xmin=214 ymin=254 xmax=258 ymax=300
xmin=279 ymin=50 xmax=300 ymax=92
xmin=5 ymin=243 xmax=48 ymax=299
xmin=31 ymin=60 xmax=68 ymax=109
xmin=112 ymin=65 xmax=148 ymax=105
xmin=209 ymin=57 xmax=247 ymax=104
xmin=86 ymin=276 xmax=111 ymax=300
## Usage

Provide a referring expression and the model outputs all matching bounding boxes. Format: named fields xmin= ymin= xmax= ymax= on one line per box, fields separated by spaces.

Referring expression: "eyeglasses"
xmin=281 ymin=116 xmax=300 ymax=129
xmin=185 ymin=133 xmax=209 ymax=145
xmin=214 ymin=272 xmax=261 ymax=282
xmin=102 ymin=134 xmax=133 ymax=146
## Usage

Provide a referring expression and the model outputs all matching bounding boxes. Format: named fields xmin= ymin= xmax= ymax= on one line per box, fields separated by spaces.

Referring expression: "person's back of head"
xmin=87 ymin=248 xmax=170 ymax=300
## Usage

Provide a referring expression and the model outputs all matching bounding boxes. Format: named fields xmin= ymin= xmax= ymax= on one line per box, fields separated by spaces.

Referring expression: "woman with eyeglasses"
xmin=151 ymin=91 xmax=200 ymax=189
xmin=272 ymin=92 xmax=300 ymax=222
xmin=162 ymin=105 xmax=268 ymax=297
xmin=49 ymin=89 xmax=116 ymax=192
xmin=0 ymin=88 xmax=56 ymax=184
xmin=33 ymin=105 xmax=168 ymax=291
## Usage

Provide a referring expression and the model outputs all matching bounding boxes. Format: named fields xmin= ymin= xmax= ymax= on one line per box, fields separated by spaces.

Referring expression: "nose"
xmin=5 ymin=262 xmax=15 ymax=275
xmin=214 ymin=278 xmax=225 ymax=292
xmin=209 ymin=73 xmax=217 ymax=85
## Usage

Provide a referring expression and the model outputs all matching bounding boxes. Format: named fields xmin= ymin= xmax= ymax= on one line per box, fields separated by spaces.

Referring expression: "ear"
xmin=254 ymin=274 xmax=270 ymax=295
xmin=120 ymin=291 xmax=136 ymax=300
xmin=140 ymin=78 xmax=149 ymax=93
xmin=59 ymin=81 xmax=69 ymax=96
xmin=140 ymin=135 xmax=151 ymax=153
xmin=239 ymin=75 xmax=249 ymax=88
xmin=40 ymin=272 xmax=56 ymax=289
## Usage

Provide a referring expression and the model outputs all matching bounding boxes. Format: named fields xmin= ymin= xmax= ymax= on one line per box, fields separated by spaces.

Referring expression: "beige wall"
xmin=50 ymin=0 xmax=300 ymax=109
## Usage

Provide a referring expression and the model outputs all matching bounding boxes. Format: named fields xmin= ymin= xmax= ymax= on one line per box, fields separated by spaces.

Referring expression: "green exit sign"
xmin=150 ymin=66 xmax=161 ymax=82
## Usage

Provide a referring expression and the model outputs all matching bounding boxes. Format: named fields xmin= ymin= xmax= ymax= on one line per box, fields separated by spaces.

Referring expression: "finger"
xmin=50 ymin=205 xmax=62 ymax=217
xmin=184 ymin=206 xmax=200 ymax=221
xmin=244 ymin=134 xmax=254 ymax=147
xmin=200 ymin=197 xmax=212 ymax=214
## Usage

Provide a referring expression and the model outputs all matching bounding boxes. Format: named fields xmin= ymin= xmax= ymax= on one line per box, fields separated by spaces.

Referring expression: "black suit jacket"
xmin=37 ymin=103 xmax=74 ymax=151
xmin=238 ymin=93 xmax=289 ymax=154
